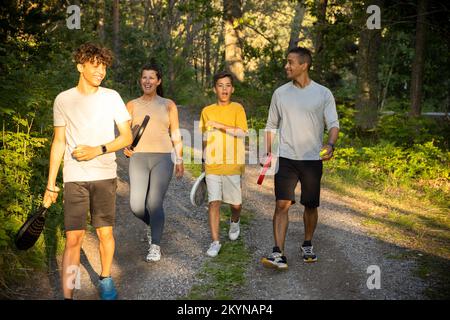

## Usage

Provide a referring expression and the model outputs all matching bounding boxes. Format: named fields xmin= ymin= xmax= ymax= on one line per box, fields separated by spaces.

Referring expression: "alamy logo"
xmin=366 ymin=5 xmax=381 ymax=30
xmin=366 ymin=265 xmax=381 ymax=289
xmin=66 ymin=265 xmax=81 ymax=290
xmin=66 ymin=5 xmax=81 ymax=30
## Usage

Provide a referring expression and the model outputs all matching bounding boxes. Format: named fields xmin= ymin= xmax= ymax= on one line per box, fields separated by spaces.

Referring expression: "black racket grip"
xmin=126 ymin=115 xmax=150 ymax=158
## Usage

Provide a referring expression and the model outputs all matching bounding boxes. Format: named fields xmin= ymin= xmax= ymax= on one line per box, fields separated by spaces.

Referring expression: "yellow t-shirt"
xmin=199 ymin=102 xmax=248 ymax=175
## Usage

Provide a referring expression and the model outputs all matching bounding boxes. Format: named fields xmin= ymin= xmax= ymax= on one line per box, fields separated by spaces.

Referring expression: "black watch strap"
xmin=327 ymin=142 xmax=335 ymax=150
xmin=101 ymin=145 xmax=107 ymax=154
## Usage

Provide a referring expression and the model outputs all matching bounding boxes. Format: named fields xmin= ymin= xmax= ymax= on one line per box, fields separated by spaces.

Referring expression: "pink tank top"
xmin=131 ymin=96 xmax=173 ymax=153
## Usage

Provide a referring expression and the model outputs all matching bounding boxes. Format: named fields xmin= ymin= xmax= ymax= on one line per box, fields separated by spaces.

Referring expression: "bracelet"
xmin=175 ymin=158 xmax=183 ymax=164
xmin=46 ymin=187 xmax=59 ymax=193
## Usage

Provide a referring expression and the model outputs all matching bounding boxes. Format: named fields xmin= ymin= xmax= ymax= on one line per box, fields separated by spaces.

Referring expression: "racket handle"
xmin=125 ymin=146 xmax=134 ymax=158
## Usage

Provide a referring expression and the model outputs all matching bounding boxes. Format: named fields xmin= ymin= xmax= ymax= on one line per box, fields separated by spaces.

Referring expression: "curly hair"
xmin=73 ymin=42 xmax=114 ymax=67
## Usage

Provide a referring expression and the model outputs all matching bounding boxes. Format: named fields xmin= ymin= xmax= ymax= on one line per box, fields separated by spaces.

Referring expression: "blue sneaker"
xmin=98 ymin=277 xmax=118 ymax=300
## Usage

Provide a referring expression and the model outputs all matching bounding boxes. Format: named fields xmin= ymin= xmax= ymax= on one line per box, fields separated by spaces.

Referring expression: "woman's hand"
xmin=124 ymin=147 xmax=134 ymax=158
xmin=175 ymin=163 xmax=184 ymax=179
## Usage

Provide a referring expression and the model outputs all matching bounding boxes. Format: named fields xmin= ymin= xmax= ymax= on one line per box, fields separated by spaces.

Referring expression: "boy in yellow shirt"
xmin=199 ymin=71 xmax=248 ymax=257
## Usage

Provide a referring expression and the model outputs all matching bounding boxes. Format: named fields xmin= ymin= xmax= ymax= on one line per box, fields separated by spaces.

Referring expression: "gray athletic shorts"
xmin=63 ymin=178 xmax=117 ymax=231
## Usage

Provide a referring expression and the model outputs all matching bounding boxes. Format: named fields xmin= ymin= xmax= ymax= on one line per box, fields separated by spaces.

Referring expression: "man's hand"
xmin=320 ymin=145 xmax=334 ymax=161
xmin=43 ymin=185 xmax=60 ymax=208
xmin=259 ymin=153 xmax=272 ymax=167
xmin=72 ymin=145 xmax=102 ymax=161
xmin=123 ymin=147 xmax=134 ymax=158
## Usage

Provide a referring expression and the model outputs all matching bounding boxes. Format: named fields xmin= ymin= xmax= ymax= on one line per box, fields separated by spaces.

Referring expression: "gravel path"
xmin=179 ymin=106 xmax=428 ymax=300
xmin=10 ymin=105 xmax=428 ymax=300
xmin=238 ymin=166 xmax=428 ymax=299
xmin=71 ymin=151 xmax=211 ymax=300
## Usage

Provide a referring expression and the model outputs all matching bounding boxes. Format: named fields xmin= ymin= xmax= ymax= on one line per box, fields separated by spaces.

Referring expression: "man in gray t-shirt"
xmin=42 ymin=43 xmax=132 ymax=300
xmin=261 ymin=47 xmax=339 ymax=270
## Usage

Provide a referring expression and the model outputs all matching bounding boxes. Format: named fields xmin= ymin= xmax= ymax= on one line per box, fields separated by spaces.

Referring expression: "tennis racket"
xmin=126 ymin=115 xmax=150 ymax=158
xmin=15 ymin=201 xmax=51 ymax=250
xmin=257 ymin=153 xmax=273 ymax=185
xmin=190 ymin=172 xmax=207 ymax=207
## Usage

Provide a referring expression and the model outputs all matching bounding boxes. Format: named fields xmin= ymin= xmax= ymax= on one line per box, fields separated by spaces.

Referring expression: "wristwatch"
xmin=327 ymin=142 xmax=335 ymax=151
xmin=101 ymin=145 xmax=107 ymax=154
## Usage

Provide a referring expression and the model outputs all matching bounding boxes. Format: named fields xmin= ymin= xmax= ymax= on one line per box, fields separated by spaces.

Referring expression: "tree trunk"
xmin=223 ymin=0 xmax=244 ymax=82
xmin=205 ymin=26 xmax=212 ymax=87
xmin=97 ymin=0 xmax=105 ymax=43
xmin=410 ymin=0 xmax=428 ymax=117
xmin=143 ymin=0 xmax=149 ymax=28
xmin=287 ymin=0 xmax=306 ymax=52
xmin=166 ymin=0 xmax=177 ymax=97
xmin=355 ymin=0 xmax=382 ymax=130
xmin=112 ymin=0 xmax=120 ymax=66
xmin=313 ymin=0 xmax=328 ymax=81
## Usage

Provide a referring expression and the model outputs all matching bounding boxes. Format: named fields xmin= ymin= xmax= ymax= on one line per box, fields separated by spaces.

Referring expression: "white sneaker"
xmin=206 ymin=241 xmax=221 ymax=257
xmin=146 ymin=244 xmax=161 ymax=262
xmin=228 ymin=219 xmax=240 ymax=241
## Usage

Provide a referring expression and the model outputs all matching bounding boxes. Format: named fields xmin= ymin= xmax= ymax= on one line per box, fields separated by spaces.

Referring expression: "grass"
xmin=184 ymin=207 xmax=253 ymax=300
xmin=182 ymin=158 xmax=254 ymax=300
xmin=182 ymin=145 xmax=203 ymax=178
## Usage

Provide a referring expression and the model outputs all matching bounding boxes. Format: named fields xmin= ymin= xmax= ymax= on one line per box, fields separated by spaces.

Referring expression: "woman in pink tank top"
xmin=124 ymin=63 xmax=184 ymax=262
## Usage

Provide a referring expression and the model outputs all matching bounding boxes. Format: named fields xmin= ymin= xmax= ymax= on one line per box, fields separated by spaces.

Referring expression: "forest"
xmin=0 ymin=0 xmax=449 ymax=298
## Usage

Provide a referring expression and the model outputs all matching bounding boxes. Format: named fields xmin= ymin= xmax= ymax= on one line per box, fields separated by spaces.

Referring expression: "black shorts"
xmin=63 ymin=178 xmax=117 ymax=231
xmin=274 ymin=157 xmax=323 ymax=208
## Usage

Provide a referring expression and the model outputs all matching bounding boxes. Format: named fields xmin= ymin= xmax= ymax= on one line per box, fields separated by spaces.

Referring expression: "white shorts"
xmin=205 ymin=174 xmax=242 ymax=205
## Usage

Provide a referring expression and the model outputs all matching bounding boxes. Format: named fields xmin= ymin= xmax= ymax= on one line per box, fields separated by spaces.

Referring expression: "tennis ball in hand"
xmin=320 ymin=149 xmax=328 ymax=158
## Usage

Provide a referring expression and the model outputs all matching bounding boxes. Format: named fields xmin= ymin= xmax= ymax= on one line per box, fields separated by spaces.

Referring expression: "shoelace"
xmin=270 ymin=252 xmax=282 ymax=259
xmin=209 ymin=242 xmax=220 ymax=250
xmin=149 ymin=245 xmax=160 ymax=256
xmin=230 ymin=223 xmax=239 ymax=233
xmin=302 ymin=246 xmax=314 ymax=255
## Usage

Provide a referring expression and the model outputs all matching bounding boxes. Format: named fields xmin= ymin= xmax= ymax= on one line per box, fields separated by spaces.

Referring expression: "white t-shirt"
xmin=265 ymin=80 xmax=339 ymax=160
xmin=53 ymin=87 xmax=131 ymax=182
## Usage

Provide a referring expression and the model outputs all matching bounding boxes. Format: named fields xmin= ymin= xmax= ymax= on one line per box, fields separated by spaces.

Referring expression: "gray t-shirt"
xmin=53 ymin=87 xmax=131 ymax=182
xmin=265 ymin=80 xmax=339 ymax=160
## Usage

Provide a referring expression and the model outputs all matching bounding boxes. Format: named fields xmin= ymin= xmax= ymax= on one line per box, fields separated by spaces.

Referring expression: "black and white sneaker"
xmin=261 ymin=250 xmax=288 ymax=270
xmin=301 ymin=245 xmax=317 ymax=263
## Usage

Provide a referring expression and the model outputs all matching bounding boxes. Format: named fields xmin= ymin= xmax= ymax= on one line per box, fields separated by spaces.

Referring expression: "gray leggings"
xmin=129 ymin=153 xmax=173 ymax=245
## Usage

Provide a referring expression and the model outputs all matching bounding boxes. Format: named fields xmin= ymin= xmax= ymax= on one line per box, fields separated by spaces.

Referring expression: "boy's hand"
xmin=205 ymin=120 xmax=224 ymax=130
xmin=43 ymin=185 xmax=60 ymax=208
xmin=72 ymin=145 xmax=101 ymax=161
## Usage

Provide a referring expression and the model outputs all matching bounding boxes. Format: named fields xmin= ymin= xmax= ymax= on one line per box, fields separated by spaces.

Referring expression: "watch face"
xmin=102 ymin=145 xmax=107 ymax=153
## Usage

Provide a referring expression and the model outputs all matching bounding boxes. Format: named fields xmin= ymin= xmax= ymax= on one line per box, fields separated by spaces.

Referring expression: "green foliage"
xmin=247 ymin=105 xmax=269 ymax=132
xmin=326 ymin=140 xmax=449 ymax=206
xmin=0 ymin=116 xmax=65 ymax=295
xmin=376 ymin=114 xmax=450 ymax=149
